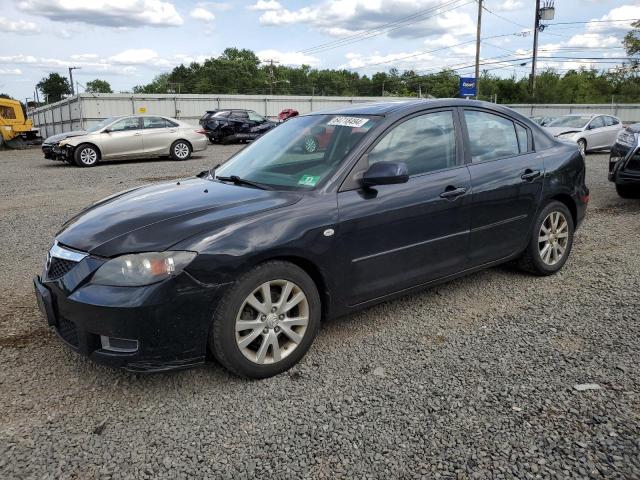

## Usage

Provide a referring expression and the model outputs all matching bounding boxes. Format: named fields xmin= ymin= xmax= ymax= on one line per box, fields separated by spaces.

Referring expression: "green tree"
xmin=37 ymin=73 xmax=71 ymax=102
xmin=85 ymin=79 xmax=113 ymax=93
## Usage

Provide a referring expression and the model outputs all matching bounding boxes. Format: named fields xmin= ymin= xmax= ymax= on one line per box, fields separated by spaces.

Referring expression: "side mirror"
xmin=102 ymin=128 xmax=111 ymax=133
xmin=362 ymin=161 xmax=409 ymax=187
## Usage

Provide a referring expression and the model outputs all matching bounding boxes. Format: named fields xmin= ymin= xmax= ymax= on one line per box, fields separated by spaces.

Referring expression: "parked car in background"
xmin=48 ymin=115 xmax=208 ymax=167
xmin=278 ymin=109 xmax=299 ymax=122
xmin=34 ymin=100 xmax=588 ymax=378
xmin=202 ymin=109 xmax=277 ymax=144
xmin=199 ymin=110 xmax=220 ymax=126
xmin=545 ymin=114 xmax=623 ymax=154
xmin=42 ymin=130 xmax=86 ymax=159
xmin=530 ymin=116 xmax=556 ymax=127
xmin=609 ymin=123 xmax=640 ymax=198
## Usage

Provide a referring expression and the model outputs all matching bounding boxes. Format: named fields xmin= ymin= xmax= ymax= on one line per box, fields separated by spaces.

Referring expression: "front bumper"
xmin=33 ymin=255 xmax=225 ymax=372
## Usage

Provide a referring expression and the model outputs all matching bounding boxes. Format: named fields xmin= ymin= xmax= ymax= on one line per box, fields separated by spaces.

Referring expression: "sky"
xmin=0 ymin=0 xmax=638 ymax=100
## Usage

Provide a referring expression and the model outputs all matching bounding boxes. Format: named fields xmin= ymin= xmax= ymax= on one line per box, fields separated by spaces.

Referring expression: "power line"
xmin=299 ymin=0 xmax=472 ymax=54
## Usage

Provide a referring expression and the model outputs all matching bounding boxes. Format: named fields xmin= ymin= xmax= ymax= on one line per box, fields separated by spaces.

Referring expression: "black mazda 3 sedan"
xmin=34 ymin=100 xmax=589 ymax=378
xmin=609 ymin=123 xmax=640 ymax=198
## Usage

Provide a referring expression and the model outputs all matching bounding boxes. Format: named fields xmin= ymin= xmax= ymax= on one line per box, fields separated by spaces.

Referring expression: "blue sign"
xmin=459 ymin=77 xmax=477 ymax=97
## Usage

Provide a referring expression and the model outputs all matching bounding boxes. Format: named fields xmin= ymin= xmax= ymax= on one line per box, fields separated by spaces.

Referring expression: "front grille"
xmin=57 ymin=316 xmax=79 ymax=347
xmin=47 ymin=257 xmax=77 ymax=280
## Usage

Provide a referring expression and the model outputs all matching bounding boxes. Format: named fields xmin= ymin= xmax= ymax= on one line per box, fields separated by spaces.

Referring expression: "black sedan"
xmin=34 ymin=100 xmax=589 ymax=378
xmin=202 ymin=109 xmax=276 ymax=144
xmin=609 ymin=123 xmax=640 ymax=198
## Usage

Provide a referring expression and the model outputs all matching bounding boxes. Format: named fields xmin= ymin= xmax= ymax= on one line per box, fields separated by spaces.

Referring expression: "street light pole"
xmin=68 ymin=66 xmax=80 ymax=96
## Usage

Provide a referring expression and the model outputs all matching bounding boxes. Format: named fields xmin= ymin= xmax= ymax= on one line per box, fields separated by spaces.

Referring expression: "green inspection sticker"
xmin=298 ymin=174 xmax=320 ymax=186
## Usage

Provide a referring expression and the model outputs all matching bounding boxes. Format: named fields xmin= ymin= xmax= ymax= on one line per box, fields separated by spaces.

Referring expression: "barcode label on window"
xmin=327 ymin=116 xmax=369 ymax=128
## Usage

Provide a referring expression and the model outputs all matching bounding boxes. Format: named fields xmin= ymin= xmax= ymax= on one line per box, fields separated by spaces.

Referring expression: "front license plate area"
xmin=34 ymin=278 xmax=57 ymax=327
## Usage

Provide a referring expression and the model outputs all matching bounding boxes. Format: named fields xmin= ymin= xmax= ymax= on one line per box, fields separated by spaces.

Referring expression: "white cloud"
xmin=343 ymin=50 xmax=429 ymax=69
xmin=586 ymin=4 xmax=640 ymax=34
xmin=258 ymin=0 xmax=475 ymax=40
xmin=190 ymin=7 xmax=215 ymax=22
xmin=109 ymin=49 xmax=168 ymax=66
xmin=567 ymin=33 xmax=620 ymax=49
xmin=256 ymin=49 xmax=320 ymax=66
xmin=248 ymin=0 xmax=282 ymax=10
xmin=16 ymin=0 xmax=183 ymax=28
xmin=494 ymin=0 xmax=523 ymax=11
xmin=0 ymin=68 xmax=23 ymax=75
xmin=0 ymin=16 xmax=40 ymax=34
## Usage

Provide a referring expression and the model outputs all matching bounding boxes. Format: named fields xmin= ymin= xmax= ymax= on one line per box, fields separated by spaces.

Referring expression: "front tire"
xmin=210 ymin=261 xmax=321 ymax=379
xmin=616 ymin=183 xmax=640 ymax=198
xmin=518 ymin=200 xmax=574 ymax=276
xmin=170 ymin=140 xmax=192 ymax=161
xmin=73 ymin=144 xmax=99 ymax=167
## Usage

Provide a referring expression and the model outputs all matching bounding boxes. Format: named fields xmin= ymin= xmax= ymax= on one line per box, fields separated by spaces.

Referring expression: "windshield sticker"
xmin=298 ymin=174 xmax=320 ymax=187
xmin=327 ymin=116 xmax=369 ymax=128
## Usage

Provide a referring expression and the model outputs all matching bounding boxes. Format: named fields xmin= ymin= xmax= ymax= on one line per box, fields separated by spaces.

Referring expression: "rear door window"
xmin=464 ymin=110 xmax=520 ymax=162
xmin=143 ymin=117 xmax=169 ymax=129
xmin=515 ymin=124 xmax=529 ymax=153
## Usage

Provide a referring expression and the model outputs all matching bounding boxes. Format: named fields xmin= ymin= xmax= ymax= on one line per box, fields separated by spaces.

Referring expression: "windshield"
xmin=87 ymin=117 xmax=116 ymax=133
xmin=547 ymin=116 xmax=590 ymax=129
xmin=215 ymin=114 xmax=380 ymax=190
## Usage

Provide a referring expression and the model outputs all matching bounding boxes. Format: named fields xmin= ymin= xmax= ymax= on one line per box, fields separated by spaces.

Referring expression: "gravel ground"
xmin=0 ymin=147 xmax=638 ymax=479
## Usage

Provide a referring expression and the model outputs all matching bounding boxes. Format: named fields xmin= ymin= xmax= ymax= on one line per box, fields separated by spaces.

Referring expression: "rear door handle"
xmin=521 ymin=169 xmax=541 ymax=181
xmin=440 ymin=186 xmax=467 ymax=199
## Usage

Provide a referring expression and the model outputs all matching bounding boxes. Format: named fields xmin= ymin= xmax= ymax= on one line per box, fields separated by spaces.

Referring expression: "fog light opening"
xmin=100 ymin=335 xmax=139 ymax=353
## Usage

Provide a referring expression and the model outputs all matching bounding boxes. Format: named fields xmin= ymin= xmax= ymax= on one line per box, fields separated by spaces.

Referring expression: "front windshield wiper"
xmin=215 ymin=175 xmax=273 ymax=190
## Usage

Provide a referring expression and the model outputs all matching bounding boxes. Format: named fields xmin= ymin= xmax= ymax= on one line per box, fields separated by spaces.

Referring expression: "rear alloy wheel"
xmin=616 ymin=183 xmax=640 ymax=198
xmin=171 ymin=140 xmax=192 ymax=161
xmin=518 ymin=200 xmax=574 ymax=276
xmin=302 ymin=136 xmax=319 ymax=154
xmin=74 ymin=144 xmax=99 ymax=167
xmin=577 ymin=139 xmax=587 ymax=156
xmin=210 ymin=261 xmax=320 ymax=378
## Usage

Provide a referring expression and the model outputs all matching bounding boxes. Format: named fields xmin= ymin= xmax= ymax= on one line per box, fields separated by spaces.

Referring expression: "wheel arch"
xmin=549 ymin=193 xmax=577 ymax=226
xmin=259 ymin=255 xmax=331 ymax=321
xmin=74 ymin=142 xmax=102 ymax=159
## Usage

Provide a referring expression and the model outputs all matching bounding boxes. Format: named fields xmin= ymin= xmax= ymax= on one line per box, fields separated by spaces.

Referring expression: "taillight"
xmin=195 ymin=129 xmax=206 ymax=135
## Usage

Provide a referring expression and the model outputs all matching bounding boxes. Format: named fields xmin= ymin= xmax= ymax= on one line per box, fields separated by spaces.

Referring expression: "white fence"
xmin=31 ymin=95 xmax=640 ymax=138
xmin=30 ymin=93 xmax=413 ymax=138
xmin=508 ymin=104 xmax=640 ymax=123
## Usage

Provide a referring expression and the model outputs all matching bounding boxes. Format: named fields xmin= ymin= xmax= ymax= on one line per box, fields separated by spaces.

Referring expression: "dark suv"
xmin=202 ymin=109 xmax=276 ymax=144
xmin=609 ymin=123 xmax=640 ymax=198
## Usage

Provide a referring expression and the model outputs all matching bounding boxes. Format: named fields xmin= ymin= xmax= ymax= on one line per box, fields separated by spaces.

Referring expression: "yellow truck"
xmin=0 ymin=98 xmax=41 ymax=149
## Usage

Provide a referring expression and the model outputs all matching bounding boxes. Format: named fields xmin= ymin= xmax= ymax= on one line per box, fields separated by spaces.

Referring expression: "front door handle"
xmin=521 ymin=169 xmax=541 ymax=181
xmin=440 ymin=186 xmax=467 ymax=199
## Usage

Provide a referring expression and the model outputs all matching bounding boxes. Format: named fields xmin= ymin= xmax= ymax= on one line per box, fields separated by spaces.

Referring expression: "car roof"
xmin=305 ymin=98 xmax=532 ymax=117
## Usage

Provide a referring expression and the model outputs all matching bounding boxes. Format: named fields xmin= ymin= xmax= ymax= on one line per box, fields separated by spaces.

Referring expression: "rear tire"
xmin=616 ymin=183 xmax=640 ymax=198
xmin=73 ymin=144 xmax=99 ymax=167
xmin=518 ymin=200 xmax=574 ymax=276
xmin=170 ymin=140 xmax=191 ymax=161
xmin=210 ymin=261 xmax=321 ymax=379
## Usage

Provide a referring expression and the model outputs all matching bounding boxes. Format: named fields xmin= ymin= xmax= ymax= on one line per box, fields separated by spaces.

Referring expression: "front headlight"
xmin=58 ymin=139 xmax=69 ymax=147
xmin=616 ymin=130 xmax=637 ymax=147
xmin=557 ymin=132 xmax=576 ymax=139
xmin=92 ymin=251 xmax=197 ymax=286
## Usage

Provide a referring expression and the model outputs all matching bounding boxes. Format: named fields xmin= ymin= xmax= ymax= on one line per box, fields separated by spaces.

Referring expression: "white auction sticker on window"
xmin=327 ymin=116 xmax=369 ymax=128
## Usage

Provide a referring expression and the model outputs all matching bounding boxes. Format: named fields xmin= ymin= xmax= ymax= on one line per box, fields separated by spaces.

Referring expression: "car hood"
xmin=57 ymin=177 xmax=302 ymax=257
xmin=545 ymin=127 xmax=582 ymax=137
xmin=43 ymin=130 xmax=87 ymax=145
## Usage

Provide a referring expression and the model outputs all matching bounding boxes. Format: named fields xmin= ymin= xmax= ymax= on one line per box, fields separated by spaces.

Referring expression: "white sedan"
xmin=545 ymin=114 xmax=623 ymax=155
xmin=51 ymin=115 xmax=209 ymax=167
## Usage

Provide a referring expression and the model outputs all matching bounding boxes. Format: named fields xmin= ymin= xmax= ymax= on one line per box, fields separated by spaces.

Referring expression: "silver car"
xmin=52 ymin=115 xmax=208 ymax=167
xmin=545 ymin=114 xmax=623 ymax=155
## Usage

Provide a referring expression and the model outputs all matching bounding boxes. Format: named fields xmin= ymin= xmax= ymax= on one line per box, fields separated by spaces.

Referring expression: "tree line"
xmin=26 ymin=20 xmax=640 ymax=105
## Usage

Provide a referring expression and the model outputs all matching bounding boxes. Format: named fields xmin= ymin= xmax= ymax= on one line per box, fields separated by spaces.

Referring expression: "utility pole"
xmin=382 ymin=81 xmax=385 ymax=96
xmin=474 ymin=0 xmax=483 ymax=100
xmin=263 ymin=59 xmax=280 ymax=95
xmin=530 ymin=0 xmax=541 ymax=97
xmin=68 ymin=66 xmax=80 ymax=96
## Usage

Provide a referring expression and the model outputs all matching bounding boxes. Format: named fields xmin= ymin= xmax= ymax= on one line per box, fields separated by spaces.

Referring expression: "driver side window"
xmin=110 ymin=117 xmax=140 ymax=132
xmin=368 ymin=111 xmax=456 ymax=176
xmin=248 ymin=111 xmax=265 ymax=122
xmin=589 ymin=116 xmax=605 ymax=129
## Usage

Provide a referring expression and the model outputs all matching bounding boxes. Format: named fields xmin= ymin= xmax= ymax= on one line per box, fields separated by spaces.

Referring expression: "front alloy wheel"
xmin=74 ymin=144 xmax=99 ymax=167
xmin=235 ymin=280 xmax=309 ymax=365
xmin=210 ymin=261 xmax=320 ymax=378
